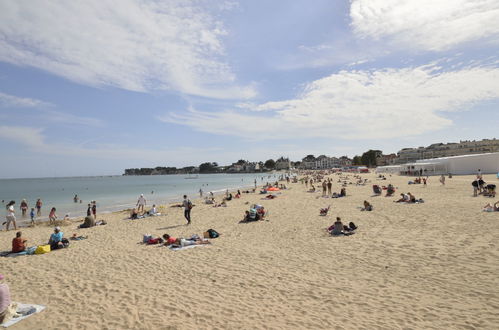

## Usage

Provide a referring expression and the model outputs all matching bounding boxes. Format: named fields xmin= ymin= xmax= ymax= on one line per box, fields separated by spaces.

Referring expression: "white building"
xmin=378 ymin=152 xmax=499 ymax=176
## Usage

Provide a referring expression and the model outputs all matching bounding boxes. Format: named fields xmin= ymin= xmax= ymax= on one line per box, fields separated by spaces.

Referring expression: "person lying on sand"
xmin=162 ymin=234 xmax=210 ymax=247
xmin=482 ymin=202 xmax=499 ymax=212
xmin=213 ymin=201 xmax=227 ymax=207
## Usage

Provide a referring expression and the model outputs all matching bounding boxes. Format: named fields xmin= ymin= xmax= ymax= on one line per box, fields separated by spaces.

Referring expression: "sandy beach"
xmin=1 ymin=172 xmax=498 ymax=329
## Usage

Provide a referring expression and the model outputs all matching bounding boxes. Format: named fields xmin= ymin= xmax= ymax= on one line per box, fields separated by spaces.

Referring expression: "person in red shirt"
xmin=12 ymin=232 xmax=27 ymax=253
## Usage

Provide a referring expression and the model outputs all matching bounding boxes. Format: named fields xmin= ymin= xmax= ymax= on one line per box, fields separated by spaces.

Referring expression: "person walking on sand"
xmin=35 ymin=198 xmax=42 ymax=216
xmin=182 ymin=195 xmax=192 ymax=225
xmin=327 ymin=180 xmax=332 ymax=196
xmin=136 ymin=194 xmax=146 ymax=213
xmin=440 ymin=174 xmax=445 ymax=185
xmin=4 ymin=201 xmax=17 ymax=231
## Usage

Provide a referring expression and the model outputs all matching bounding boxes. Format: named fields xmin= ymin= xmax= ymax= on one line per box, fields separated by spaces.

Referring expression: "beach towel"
xmin=0 ymin=247 xmax=36 ymax=258
xmin=1 ymin=303 xmax=45 ymax=328
xmin=168 ymin=245 xmax=207 ymax=251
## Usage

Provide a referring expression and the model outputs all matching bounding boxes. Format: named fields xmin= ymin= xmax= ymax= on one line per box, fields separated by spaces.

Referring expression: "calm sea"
xmin=0 ymin=173 xmax=279 ymax=222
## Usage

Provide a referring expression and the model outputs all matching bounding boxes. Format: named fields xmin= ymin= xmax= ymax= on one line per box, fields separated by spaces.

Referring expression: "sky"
xmin=0 ymin=0 xmax=498 ymax=178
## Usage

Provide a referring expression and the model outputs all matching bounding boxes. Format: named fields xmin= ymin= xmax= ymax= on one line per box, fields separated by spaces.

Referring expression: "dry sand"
xmin=1 ymin=173 xmax=498 ymax=329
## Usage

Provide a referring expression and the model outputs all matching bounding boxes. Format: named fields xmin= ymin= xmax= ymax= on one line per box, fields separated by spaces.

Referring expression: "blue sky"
xmin=0 ymin=0 xmax=498 ymax=178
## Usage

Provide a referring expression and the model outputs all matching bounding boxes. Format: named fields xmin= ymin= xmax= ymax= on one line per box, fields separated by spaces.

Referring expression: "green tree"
xmin=264 ymin=159 xmax=276 ymax=169
xmin=360 ymin=150 xmax=382 ymax=167
xmin=352 ymin=156 xmax=362 ymax=165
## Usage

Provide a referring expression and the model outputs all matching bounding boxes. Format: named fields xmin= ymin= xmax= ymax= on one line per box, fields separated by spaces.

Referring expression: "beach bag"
xmin=205 ymin=229 xmax=219 ymax=239
xmin=187 ymin=200 xmax=193 ymax=210
xmin=35 ymin=245 xmax=51 ymax=255
xmin=61 ymin=238 xmax=70 ymax=248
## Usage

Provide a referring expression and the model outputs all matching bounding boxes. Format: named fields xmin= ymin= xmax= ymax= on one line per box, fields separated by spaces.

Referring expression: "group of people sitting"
xmin=408 ymin=177 xmax=427 ymax=185
xmin=327 ymin=217 xmax=357 ymax=236
xmin=373 ymin=184 xmax=396 ymax=196
xmin=10 ymin=227 xmax=70 ymax=254
xmin=129 ymin=205 xmax=161 ymax=219
xmin=394 ymin=192 xmax=424 ymax=204
xmin=242 ymin=204 xmax=266 ymax=222
xmin=473 ymin=179 xmax=496 ymax=197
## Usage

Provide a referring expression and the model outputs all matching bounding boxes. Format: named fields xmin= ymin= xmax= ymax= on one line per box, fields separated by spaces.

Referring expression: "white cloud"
xmin=0 ymin=92 xmax=52 ymax=108
xmin=0 ymin=92 xmax=103 ymax=127
xmin=350 ymin=0 xmax=499 ymax=51
xmin=0 ymin=0 xmax=255 ymax=99
xmin=159 ymin=63 xmax=499 ymax=140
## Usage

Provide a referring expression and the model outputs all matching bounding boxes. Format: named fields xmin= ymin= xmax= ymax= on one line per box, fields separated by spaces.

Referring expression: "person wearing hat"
xmin=48 ymin=227 xmax=64 ymax=250
xmin=136 ymin=194 xmax=146 ymax=214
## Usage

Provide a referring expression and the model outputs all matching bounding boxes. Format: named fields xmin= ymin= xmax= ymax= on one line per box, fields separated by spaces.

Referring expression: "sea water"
xmin=0 ymin=173 xmax=280 ymax=222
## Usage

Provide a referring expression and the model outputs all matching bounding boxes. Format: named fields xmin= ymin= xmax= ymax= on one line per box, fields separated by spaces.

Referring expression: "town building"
xmin=395 ymin=139 xmax=499 ymax=164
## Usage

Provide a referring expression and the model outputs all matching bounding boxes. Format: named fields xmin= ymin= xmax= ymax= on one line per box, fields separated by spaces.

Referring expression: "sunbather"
xmin=361 ymin=201 xmax=373 ymax=211
xmin=483 ymin=202 xmax=499 ymax=212
xmin=162 ymin=234 xmax=210 ymax=247
xmin=79 ymin=216 xmax=95 ymax=228
xmin=373 ymin=185 xmax=382 ymax=195
xmin=395 ymin=193 xmax=410 ymax=203
xmin=130 ymin=208 xmax=139 ymax=220
xmin=327 ymin=217 xmax=356 ymax=236
xmin=320 ymin=205 xmax=330 ymax=216
xmin=147 ymin=205 xmax=161 ymax=216
xmin=386 ymin=184 xmax=395 ymax=197
xmin=48 ymin=226 xmax=68 ymax=250
xmin=12 ymin=232 xmax=27 ymax=253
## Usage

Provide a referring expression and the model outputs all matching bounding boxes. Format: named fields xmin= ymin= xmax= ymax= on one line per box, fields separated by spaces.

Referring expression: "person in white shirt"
xmin=4 ymin=201 xmax=17 ymax=231
xmin=136 ymin=194 xmax=146 ymax=213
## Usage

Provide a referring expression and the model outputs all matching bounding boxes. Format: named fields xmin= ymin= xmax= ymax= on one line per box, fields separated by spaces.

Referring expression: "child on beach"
xmin=29 ymin=208 xmax=35 ymax=226
xmin=48 ymin=207 xmax=57 ymax=225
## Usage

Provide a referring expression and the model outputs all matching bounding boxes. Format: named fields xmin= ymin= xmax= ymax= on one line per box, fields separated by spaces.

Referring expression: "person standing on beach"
xmin=199 ymin=189 xmax=203 ymax=197
xmin=35 ymin=198 xmax=42 ymax=216
xmin=440 ymin=174 xmax=445 ymax=185
xmin=477 ymin=169 xmax=482 ymax=179
xmin=29 ymin=208 xmax=35 ymax=226
xmin=92 ymin=201 xmax=97 ymax=220
xmin=19 ymin=199 xmax=28 ymax=217
xmin=86 ymin=203 xmax=92 ymax=217
xmin=182 ymin=195 xmax=192 ymax=225
xmin=327 ymin=180 xmax=332 ymax=196
xmin=4 ymin=201 xmax=17 ymax=231
xmin=322 ymin=181 xmax=327 ymax=197
xmin=136 ymin=194 xmax=146 ymax=214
